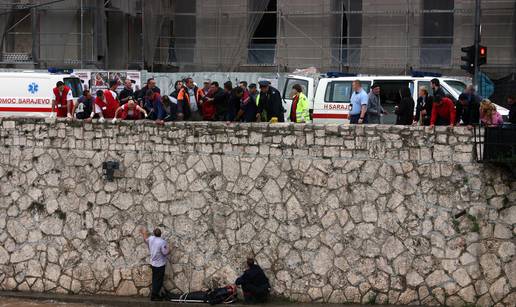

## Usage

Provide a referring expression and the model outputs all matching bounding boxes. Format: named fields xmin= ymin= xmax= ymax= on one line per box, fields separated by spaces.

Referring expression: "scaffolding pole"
xmin=31 ymin=7 xmax=39 ymax=66
xmin=80 ymin=0 xmax=84 ymax=68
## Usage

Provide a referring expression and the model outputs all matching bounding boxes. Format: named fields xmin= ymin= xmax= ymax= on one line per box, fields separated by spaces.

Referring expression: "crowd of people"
xmin=359 ymin=78 xmax=515 ymax=128
xmin=51 ymin=77 xmax=515 ymax=127
xmin=50 ymin=77 xmax=301 ymax=124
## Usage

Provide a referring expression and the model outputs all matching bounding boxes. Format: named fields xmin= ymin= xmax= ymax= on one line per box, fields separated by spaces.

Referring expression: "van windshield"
xmin=64 ymin=77 xmax=83 ymax=98
xmin=444 ymin=80 xmax=466 ymax=94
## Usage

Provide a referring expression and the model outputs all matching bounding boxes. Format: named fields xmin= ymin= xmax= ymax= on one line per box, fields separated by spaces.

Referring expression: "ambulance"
xmin=0 ymin=71 xmax=83 ymax=118
xmin=282 ymin=74 xmax=510 ymax=124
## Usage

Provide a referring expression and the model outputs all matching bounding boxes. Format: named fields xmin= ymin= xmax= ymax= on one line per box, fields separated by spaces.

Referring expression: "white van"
xmin=282 ymin=75 xmax=509 ymax=124
xmin=0 ymin=72 xmax=83 ymax=118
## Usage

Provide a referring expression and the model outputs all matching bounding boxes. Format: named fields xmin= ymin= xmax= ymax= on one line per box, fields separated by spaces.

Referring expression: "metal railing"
xmin=473 ymin=124 xmax=516 ymax=176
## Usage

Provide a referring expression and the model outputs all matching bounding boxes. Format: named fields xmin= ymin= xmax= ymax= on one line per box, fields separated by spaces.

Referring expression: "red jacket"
xmin=102 ymin=89 xmax=119 ymax=118
xmin=431 ymin=97 xmax=456 ymax=125
xmin=53 ymin=86 xmax=71 ymax=117
xmin=119 ymin=103 xmax=143 ymax=120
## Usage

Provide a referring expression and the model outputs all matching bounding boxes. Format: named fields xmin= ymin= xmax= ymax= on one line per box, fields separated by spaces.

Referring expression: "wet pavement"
xmin=0 ymin=298 xmax=99 ymax=307
xmin=0 ymin=292 xmax=421 ymax=307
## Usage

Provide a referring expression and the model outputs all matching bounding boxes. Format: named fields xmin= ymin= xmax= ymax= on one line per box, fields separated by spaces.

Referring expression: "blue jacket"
xmin=145 ymin=94 xmax=165 ymax=120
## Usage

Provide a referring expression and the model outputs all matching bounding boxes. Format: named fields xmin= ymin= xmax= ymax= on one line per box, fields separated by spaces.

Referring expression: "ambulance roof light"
xmin=48 ymin=68 xmax=74 ymax=74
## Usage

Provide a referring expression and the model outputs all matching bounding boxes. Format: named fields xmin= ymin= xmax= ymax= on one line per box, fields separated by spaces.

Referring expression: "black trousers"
xmin=434 ymin=116 xmax=451 ymax=126
xmin=242 ymin=284 xmax=269 ymax=303
xmin=151 ymin=265 xmax=166 ymax=299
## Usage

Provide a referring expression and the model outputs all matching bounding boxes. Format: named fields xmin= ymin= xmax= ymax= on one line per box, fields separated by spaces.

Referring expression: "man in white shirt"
xmin=140 ymin=227 xmax=170 ymax=301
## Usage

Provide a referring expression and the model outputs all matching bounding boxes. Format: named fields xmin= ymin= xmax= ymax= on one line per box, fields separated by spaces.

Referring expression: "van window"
xmin=444 ymin=80 xmax=466 ymax=94
xmin=324 ymin=81 xmax=371 ymax=103
xmin=283 ymin=78 xmax=309 ymax=98
xmin=64 ymin=77 xmax=83 ymax=98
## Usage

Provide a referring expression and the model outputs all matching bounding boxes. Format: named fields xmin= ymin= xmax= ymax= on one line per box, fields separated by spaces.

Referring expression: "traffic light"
xmin=478 ymin=45 xmax=487 ymax=66
xmin=461 ymin=45 xmax=487 ymax=74
xmin=461 ymin=45 xmax=475 ymax=74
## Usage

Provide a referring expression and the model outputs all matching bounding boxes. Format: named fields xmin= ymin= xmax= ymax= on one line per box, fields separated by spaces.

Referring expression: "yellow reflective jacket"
xmin=292 ymin=92 xmax=310 ymax=123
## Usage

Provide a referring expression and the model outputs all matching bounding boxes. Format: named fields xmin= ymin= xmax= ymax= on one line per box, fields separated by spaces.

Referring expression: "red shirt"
xmin=430 ymin=97 xmax=456 ymax=125
xmin=290 ymin=94 xmax=299 ymax=123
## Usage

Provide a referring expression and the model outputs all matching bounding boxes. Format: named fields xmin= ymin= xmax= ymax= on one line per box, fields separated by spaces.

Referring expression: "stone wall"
xmin=0 ymin=119 xmax=514 ymax=306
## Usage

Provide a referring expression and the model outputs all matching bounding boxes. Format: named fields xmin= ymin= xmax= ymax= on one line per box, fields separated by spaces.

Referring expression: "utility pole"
xmin=473 ymin=0 xmax=481 ymax=88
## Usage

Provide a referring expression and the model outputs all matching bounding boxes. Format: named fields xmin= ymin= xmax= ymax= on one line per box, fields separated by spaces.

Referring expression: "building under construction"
xmin=0 ymin=0 xmax=515 ymax=77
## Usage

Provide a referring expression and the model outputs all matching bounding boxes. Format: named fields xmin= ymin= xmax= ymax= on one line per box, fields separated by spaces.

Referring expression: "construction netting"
xmin=0 ymin=0 xmax=515 ymax=76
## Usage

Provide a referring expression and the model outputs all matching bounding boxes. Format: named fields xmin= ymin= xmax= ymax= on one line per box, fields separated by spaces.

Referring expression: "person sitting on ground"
xmin=235 ymin=257 xmax=270 ymax=303
xmin=430 ymin=95 xmax=456 ymax=128
xmin=74 ymin=89 xmax=93 ymax=121
xmin=112 ymin=99 xmax=148 ymax=122
xmin=479 ymin=99 xmax=504 ymax=127
xmin=140 ymin=227 xmax=170 ymax=301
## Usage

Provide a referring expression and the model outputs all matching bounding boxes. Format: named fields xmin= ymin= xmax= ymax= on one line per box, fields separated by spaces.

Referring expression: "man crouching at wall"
xmin=140 ymin=226 xmax=170 ymax=301
xmin=235 ymin=257 xmax=270 ymax=303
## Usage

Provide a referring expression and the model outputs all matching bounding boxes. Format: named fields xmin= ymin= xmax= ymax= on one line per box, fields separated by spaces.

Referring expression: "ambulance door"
xmin=282 ymin=76 xmax=314 ymax=121
xmin=313 ymin=79 xmax=371 ymax=124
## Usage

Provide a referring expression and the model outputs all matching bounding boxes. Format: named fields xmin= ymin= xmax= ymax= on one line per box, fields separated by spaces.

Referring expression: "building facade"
xmin=0 ymin=0 xmax=515 ymax=77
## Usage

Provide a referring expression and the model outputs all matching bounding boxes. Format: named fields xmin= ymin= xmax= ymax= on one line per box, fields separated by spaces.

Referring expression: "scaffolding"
xmin=0 ymin=0 xmax=515 ymax=77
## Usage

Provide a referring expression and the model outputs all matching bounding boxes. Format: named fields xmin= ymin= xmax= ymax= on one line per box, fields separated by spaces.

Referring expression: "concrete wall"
xmin=0 ymin=119 xmax=514 ymax=306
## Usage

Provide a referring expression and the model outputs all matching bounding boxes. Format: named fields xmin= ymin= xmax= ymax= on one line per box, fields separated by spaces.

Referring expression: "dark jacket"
xmin=119 ymin=87 xmax=134 ymax=105
xmin=214 ymin=89 xmax=230 ymax=121
xmin=235 ymin=264 xmax=270 ymax=290
xmin=456 ymin=100 xmax=480 ymax=126
xmin=144 ymin=93 xmax=165 ymax=120
xmin=257 ymin=87 xmax=285 ymax=122
xmin=395 ymin=97 xmax=415 ymax=125
xmin=241 ymin=93 xmax=258 ymax=122
xmin=139 ymin=86 xmax=161 ymax=101
xmin=432 ymin=86 xmax=445 ymax=99
xmin=227 ymin=89 xmax=242 ymax=122
xmin=415 ymin=95 xmax=432 ymax=125
xmin=75 ymin=95 xmax=93 ymax=119
xmin=510 ymin=103 xmax=516 ymax=124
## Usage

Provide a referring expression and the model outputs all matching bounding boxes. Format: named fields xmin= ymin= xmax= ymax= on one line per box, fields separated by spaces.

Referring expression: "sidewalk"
xmin=0 ymin=291 xmax=407 ymax=307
